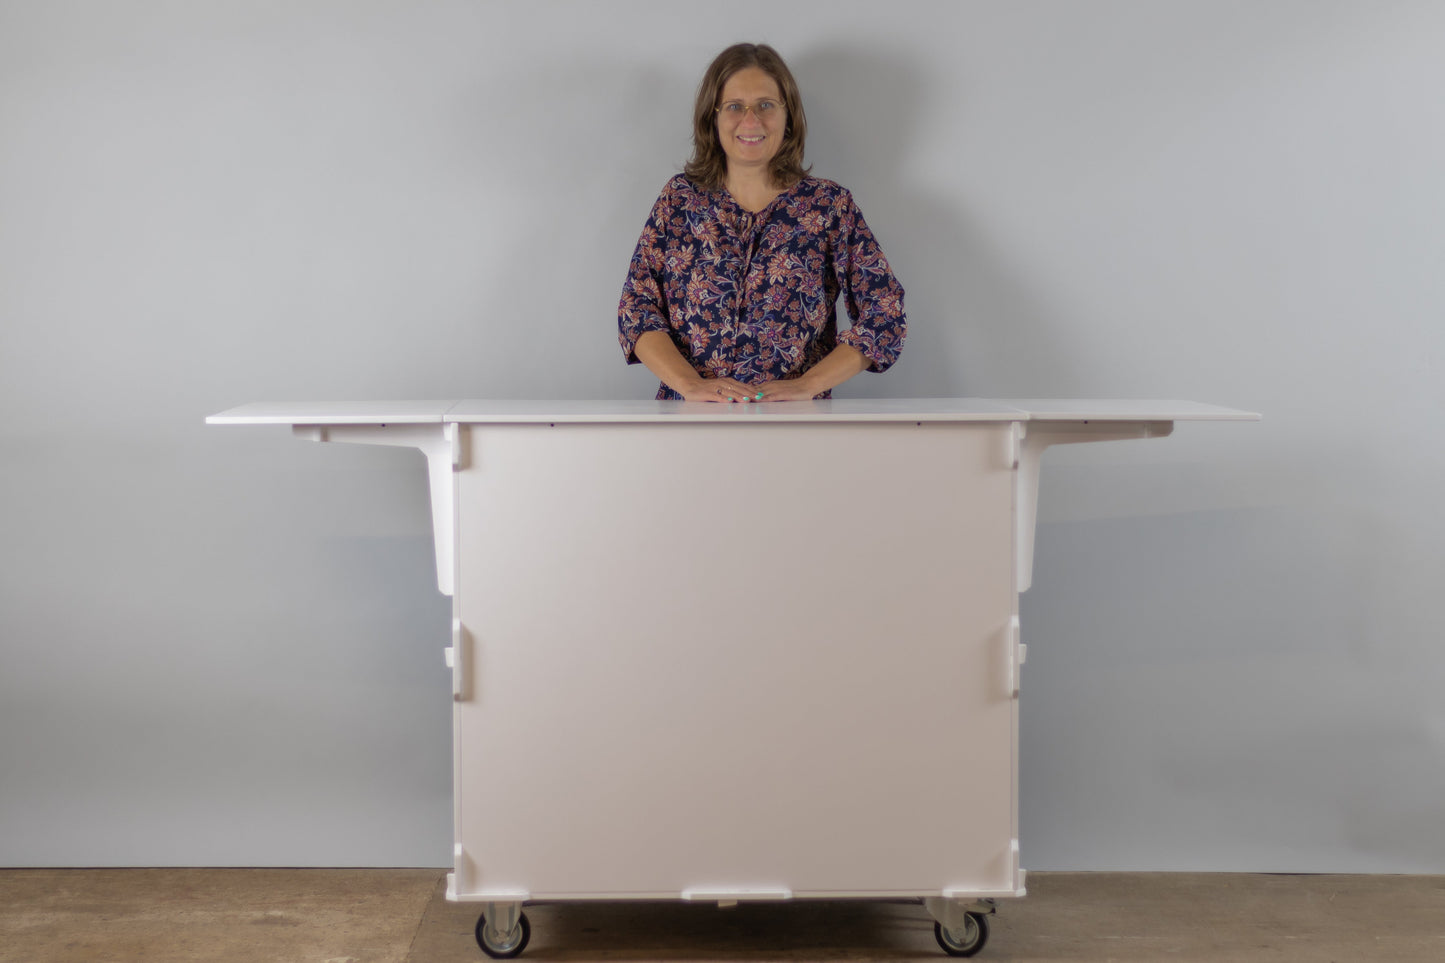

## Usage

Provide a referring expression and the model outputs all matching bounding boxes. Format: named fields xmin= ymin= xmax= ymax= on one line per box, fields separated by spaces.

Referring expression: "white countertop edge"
xmin=441 ymin=398 xmax=1029 ymax=423
xmin=206 ymin=398 xmax=1261 ymax=426
xmin=206 ymin=401 xmax=454 ymax=425
xmin=997 ymin=399 xmax=1261 ymax=421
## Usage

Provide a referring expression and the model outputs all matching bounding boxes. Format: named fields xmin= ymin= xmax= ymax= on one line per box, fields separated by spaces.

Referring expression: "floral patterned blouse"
xmin=618 ymin=174 xmax=906 ymax=399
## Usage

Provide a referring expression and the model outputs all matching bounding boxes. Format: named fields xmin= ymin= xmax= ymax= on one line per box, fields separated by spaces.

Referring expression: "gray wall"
xmin=2 ymin=0 xmax=1441 ymax=871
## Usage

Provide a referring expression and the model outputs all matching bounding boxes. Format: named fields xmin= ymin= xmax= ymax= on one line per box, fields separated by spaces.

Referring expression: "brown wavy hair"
xmin=684 ymin=43 xmax=810 ymax=192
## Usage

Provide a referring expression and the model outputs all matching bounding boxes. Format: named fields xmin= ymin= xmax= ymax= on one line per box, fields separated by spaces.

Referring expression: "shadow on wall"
xmin=434 ymin=56 xmax=699 ymax=399
xmin=793 ymin=45 xmax=1084 ymax=399
xmin=1015 ymin=504 xmax=1436 ymax=872
xmin=1027 ymin=505 xmax=1366 ymax=668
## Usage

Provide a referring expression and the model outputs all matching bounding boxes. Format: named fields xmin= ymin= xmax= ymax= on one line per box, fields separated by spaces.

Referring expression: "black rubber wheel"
xmin=475 ymin=910 xmax=531 ymax=959
xmin=934 ymin=912 xmax=989 ymax=957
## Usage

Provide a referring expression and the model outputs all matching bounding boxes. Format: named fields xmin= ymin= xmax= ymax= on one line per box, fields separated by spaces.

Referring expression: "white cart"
xmin=209 ymin=398 xmax=1257 ymax=957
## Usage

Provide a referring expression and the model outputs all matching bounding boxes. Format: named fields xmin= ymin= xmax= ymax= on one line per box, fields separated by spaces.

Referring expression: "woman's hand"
xmin=754 ymin=345 xmax=868 ymax=401
xmin=632 ymin=332 xmax=867 ymax=404
xmin=634 ymin=332 xmax=762 ymax=403
xmin=679 ymin=377 xmax=764 ymax=403
xmin=753 ymin=378 xmax=822 ymax=402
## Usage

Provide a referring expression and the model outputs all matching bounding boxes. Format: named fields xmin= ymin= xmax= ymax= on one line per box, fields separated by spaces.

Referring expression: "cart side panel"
xmin=453 ymin=421 xmax=1017 ymax=899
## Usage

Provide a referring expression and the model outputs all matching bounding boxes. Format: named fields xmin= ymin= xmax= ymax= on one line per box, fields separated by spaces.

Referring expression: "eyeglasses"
xmin=715 ymin=99 xmax=784 ymax=121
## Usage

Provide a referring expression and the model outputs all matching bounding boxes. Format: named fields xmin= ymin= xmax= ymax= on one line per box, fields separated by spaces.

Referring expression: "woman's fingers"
xmin=712 ymin=379 xmax=759 ymax=402
xmin=688 ymin=378 xmax=811 ymax=403
xmin=753 ymin=380 xmax=816 ymax=402
xmin=683 ymin=379 xmax=744 ymax=402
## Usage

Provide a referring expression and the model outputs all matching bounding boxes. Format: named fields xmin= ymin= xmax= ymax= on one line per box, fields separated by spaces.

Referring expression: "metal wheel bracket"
xmin=477 ymin=901 xmax=529 ymax=958
xmin=927 ymin=897 xmax=992 ymax=957
xmin=482 ymin=900 xmax=521 ymax=937
xmin=924 ymin=896 xmax=971 ymax=931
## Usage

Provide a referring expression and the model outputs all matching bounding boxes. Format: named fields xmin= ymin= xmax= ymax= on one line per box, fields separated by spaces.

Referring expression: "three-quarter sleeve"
xmin=618 ymin=186 xmax=676 ymax=364
xmin=830 ymin=191 xmax=906 ymax=372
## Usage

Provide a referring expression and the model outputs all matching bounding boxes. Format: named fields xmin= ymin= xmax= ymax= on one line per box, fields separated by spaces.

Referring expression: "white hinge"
xmin=1006 ymin=422 xmax=1024 ymax=470
xmin=446 ymin=421 xmax=462 ymax=469
xmin=450 ymin=619 xmax=470 ymax=702
xmin=1006 ymin=616 xmax=1023 ymax=698
xmin=452 ymin=843 xmax=468 ymax=896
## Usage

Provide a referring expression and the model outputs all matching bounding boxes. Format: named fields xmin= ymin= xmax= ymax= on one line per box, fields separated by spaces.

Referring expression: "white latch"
xmin=446 ymin=421 xmax=463 ymax=469
xmin=681 ymin=886 xmax=793 ymax=904
xmin=1006 ymin=616 xmax=1023 ymax=698
xmin=1005 ymin=422 xmax=1025 ymax=470
xmin=450 ymin=619 xmax=470 ymax=702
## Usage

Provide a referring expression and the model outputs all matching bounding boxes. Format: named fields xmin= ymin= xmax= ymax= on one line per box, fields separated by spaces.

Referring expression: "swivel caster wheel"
xmin=934 ymin=911 xmax=989 ymax=957
xmin=475 ymin=911 xmax=531 ymax=959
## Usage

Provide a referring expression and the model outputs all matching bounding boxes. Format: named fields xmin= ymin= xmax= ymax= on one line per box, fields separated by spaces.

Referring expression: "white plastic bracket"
xmin=451 ymin=843 xmax=471 ymax=898
xmin=681 ymin=886 xmax=793 ymax=906
xmin=292 ymin=422 xmax=462 ymax=596
xmin=1004 ymin=615 xmax=1024 ymax=698
xmin=1014 ymin=420 xmax=1174 ymax=593
xmin=449 ymin=619 xmax=471 ymax=702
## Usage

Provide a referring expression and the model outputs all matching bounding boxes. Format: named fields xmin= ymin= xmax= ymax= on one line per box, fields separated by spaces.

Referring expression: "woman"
xmin=618 ymin=43 xmax=906 ymax=403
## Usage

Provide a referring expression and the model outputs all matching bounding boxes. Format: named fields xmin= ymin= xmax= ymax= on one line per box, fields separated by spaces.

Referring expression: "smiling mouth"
xmin=737 ymin=135 xmax=766 ymax=144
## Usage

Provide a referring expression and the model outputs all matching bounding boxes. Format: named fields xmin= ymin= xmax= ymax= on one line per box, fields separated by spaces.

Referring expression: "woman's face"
xmin=715 ymin=66 xmax=787 ymax=175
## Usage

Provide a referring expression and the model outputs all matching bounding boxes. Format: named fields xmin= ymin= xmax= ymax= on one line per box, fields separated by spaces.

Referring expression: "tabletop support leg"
xmin=292 ymin=422 xmax=461 ymax=596
xmin=1014 ymin=421 xmax=1174 ymax=593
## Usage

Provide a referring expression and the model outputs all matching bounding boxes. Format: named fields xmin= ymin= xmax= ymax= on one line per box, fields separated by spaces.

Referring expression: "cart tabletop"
xmin=207 ymin=398 xmax=1260 ymax=426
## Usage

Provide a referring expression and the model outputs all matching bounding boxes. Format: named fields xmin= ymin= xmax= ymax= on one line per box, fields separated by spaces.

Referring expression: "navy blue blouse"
xmin=618 ymin=174 xmax=906 ymax=399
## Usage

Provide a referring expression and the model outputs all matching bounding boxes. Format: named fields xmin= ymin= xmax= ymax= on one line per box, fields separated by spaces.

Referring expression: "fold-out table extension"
xmin=209 ymin=398 xmax=1257 ymax=958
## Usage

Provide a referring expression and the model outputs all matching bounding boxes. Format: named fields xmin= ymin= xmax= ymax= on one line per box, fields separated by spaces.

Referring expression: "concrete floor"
xmin=1 ymin=870 xmax=1442 ymax=962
